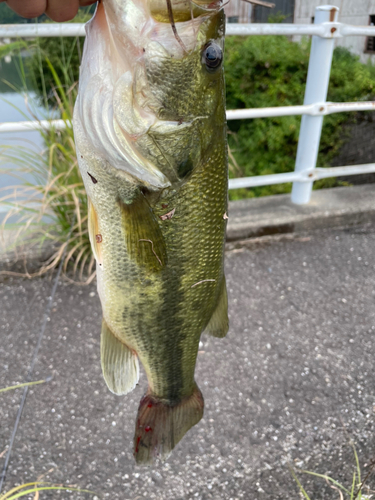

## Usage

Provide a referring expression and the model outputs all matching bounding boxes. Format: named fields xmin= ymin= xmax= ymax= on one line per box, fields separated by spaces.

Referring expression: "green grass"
xmin=0 ymin=379 xmax=48 ymax=394
xmin=290 ymin=440 xmax=375 ymax=499
xmin=0 ymin=41 xmax=92 ymax=282
xmin=0 ymin=481 xmax=97 ymax=500
xmin=0 ymin=381 xmax=99 ymax=499
xmin=0 ymin=42 xmax=25 ymax=60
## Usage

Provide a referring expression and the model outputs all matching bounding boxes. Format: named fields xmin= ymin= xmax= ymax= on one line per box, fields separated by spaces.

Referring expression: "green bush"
xmin=225 ymin=36 xmax=375 ymax=199
xmin=29 ymin=26 xmax=375 ymax=200
xmin=15 ymin=27 xmax=375 ymax=205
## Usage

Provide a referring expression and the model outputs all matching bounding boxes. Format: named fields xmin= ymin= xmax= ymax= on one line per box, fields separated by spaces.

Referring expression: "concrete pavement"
xmin=1 ymin=223 xmax=375 ymax=499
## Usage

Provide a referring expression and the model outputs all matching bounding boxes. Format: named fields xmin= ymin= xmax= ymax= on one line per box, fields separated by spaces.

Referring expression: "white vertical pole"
xmin=291 ymin=5 xmax=339 ymax=205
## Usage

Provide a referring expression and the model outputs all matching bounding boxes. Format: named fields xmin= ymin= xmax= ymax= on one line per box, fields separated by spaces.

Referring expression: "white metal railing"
xmin=3 ymin=100 xmax=375 ymax=133
xmin=1 ymin=4 xmax=375 ymax=204
xmin=1 ymin=19 xmax=375 ymax=39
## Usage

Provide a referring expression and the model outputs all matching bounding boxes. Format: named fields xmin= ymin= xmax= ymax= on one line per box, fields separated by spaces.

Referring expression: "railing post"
xmin=291 ymin=5 xmax=339 ymax=205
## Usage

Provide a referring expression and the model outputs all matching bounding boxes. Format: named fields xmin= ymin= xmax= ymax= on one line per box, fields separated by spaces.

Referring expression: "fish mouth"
xmin=148 ymin=0 xmax=223 ymax=23
xmin=100 ymin=0 xmax=223 ymax=60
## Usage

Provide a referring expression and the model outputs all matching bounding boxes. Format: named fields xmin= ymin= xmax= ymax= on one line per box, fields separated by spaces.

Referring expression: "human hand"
xmin=0 ymin=0 xmax=97 ymax=22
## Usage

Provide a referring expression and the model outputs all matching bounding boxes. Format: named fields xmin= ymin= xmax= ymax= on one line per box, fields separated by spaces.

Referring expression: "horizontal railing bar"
xmin=1 ymin=100 xmax=374 ymax=133
xmin=226 ymin=101 xmax=375 ymax=119
xmin=312 ymin=164 xmax=375 ymax=179
xmin=228 ymin=163 xmax=375 ymax=189
xmin=1 ymin=22 xmax=375 ymax=39
xmin=340 ymin=24 xmax=375 ymax=37
xmin=323 ymin=101 xmax=375 ymax=114
xmin=0 ymin=23 xmax=86 ymax=38
xmin=227 ymin=23 xmax=325 ymax=36
xmin=227 ymin=105 xmax=310 ymax=120
xmin=0 ymin=119 xmax=68 ymax=133
xmin=229 ymin=171 xmax=302 ymax=188
xmin=226 ymin=22 xmax=375 ymax=38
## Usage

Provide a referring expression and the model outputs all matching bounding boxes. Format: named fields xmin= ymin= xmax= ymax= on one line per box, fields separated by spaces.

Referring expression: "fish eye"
xmin=202 ymin=42 xmax=223 ymax=73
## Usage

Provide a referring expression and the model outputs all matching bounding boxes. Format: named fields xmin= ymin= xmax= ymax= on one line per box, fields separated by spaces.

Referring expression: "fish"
xmin=73 ymin=0 xmax=228 ymax=465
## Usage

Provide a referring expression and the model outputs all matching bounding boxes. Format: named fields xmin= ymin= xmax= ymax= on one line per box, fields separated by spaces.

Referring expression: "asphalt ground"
xmin=1 ymin=224 xmax=375 ymax=499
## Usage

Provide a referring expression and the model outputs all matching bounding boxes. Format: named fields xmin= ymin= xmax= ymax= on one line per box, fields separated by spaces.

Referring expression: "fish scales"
xmin=74 ymin=0 xmax=228 ymax=464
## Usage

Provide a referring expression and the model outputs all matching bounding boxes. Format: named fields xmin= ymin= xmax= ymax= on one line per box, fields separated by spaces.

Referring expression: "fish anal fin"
xmin=100 ymin=319 xmax=139 ymax=395
xmin=134 ymin=384 xmax=204 ymax=465
xmin=119 ymin=193 xmax=167 ymax=272
xmin=204 ymin=276 xmax=229 ymax=338
xmin=88 ymin=197 xmax=103 ymax=267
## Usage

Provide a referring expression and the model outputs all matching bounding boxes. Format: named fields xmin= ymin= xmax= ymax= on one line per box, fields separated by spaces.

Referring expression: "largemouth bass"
xmin=73 ymin=0 xmax=228 ymax=464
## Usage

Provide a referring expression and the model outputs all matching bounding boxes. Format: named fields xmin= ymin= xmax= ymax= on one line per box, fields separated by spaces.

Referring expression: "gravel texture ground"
xmin=1 ymin=224 xmax=375 ymax=499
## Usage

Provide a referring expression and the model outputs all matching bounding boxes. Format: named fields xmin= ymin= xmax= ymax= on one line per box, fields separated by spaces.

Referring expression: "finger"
xmin=79 ymin=0 xmax=97 ymax=5
xmin=5 ymin=0 xmax=46 ymax=18
xmin=45 ymin=0 xmax=79 ymax=21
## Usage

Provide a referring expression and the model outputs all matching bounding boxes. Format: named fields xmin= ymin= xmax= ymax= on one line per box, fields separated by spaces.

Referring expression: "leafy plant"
xmin=267 ymin=12 xmax=290 ymax=23
xmin=0 ymin=45 xmax=92 ymax=282
xmin=225 ymin=36 xmax=375 ymax=199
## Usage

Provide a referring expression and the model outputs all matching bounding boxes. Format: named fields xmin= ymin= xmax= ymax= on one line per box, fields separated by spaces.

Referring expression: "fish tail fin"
xmin=134 ymin=383 xmax=204 ymax=465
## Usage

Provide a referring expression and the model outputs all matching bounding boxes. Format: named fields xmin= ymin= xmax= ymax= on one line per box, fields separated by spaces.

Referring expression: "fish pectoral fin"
xmin=119 ymin=192 xmax=167 ymax=272
xmin=203 ymin=276 xmax=229 ymax=338
xmin=100 ymin=319 xmax=139 ymax=395
xmin=134 ymin=383 xmax=204 ymax=465
xmin=88 ymin=197 xmax=103 ymax=268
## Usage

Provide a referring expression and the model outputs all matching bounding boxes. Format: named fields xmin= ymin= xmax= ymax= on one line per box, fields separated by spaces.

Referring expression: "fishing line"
xmin=0 ymin=219 xmax=76 ymax=494
xmin=166 ymin=0 xmax=187 ymax=52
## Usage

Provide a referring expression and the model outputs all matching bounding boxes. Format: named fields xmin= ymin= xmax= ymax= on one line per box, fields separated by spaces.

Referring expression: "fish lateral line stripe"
xmin=138 ymin=239 xmax=163 ymax=267
xmin=191 ymin=279 xmax=216 ymax=288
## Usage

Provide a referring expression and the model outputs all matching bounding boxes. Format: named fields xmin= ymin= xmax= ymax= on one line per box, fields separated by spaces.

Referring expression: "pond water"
xmin=0 ymin=56 xmax=55 ymax=221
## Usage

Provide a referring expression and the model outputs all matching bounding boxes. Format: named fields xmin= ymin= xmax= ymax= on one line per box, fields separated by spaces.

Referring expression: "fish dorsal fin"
xmin=119 ymin=193 xmax=167 ymax=272
xmin=203 ymin=276 xmax=229 ymax=338
xmin=101 ymin=319 xmax=139 ymax=395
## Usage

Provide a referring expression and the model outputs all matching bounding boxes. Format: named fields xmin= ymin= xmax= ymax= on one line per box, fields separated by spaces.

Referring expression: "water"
xmin=0 ymin=57 xmax=52 ymax=219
